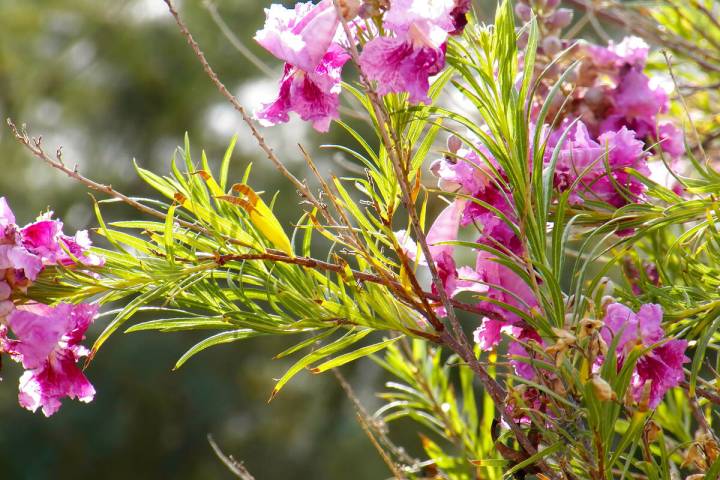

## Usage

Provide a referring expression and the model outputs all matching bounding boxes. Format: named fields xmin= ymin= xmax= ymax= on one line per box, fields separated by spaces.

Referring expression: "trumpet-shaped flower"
xmin=600 ymin=303 xmax=688 ymax=408
xmin=359 ymin=0 xmax=458 ymax=103
xmin=472 ymin=252 xmax=538 ymax=350
xmin=549 ymin=122 xmax=650 ymax=207
xmin=5 ymin=303 xmax=98 ymax=416
xmin=256 ymin=45 xmax=350 ymax=132
xmin=255 ymin=0 xmax=341 ymax=72
xmin=359 ymin=38 xmax=445 ymax=104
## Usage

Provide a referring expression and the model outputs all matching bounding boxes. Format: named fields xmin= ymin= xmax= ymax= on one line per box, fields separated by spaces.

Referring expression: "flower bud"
xmin=515 ymin=3 xmax=532 ymax=22
xmin=590 ymin=375 xmax=616 ymax=401
xmin=447 ymin=135 xmax=462 ymax=153
xmin=546 ymin=8 xmax=573 ymax=30
xmin=542 ymin=36 xmax=562 ymax=57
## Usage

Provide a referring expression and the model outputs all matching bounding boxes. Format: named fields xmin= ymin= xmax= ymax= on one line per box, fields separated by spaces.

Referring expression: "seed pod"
xmin=683 ymin=443 xmax=708 ymax=471
xmin=579 ymin=318 xmax=603 ymax=340
xmin=590 ymin=374 xmax=616 ymax=401
xmin=700 ymin=433 xmax=720 ymax=464
xmin=643 ymin=420 xmax=662 ymax=443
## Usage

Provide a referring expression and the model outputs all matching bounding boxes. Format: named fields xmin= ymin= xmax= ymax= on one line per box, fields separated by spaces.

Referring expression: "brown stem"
xmin=207 ymin=434 xmax=256 ymax=480
xmin=6 ymin=119 xmax=255 ymax=248
xmin=214 ymin=252 xmax=506 ymax=321
xmin=333 ymin=369 xmax=412 ymax=479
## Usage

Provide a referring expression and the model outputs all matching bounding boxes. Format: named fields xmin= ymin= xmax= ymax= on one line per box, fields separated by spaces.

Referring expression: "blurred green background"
xmin=0 ymin=0 xmax=397 ymax=478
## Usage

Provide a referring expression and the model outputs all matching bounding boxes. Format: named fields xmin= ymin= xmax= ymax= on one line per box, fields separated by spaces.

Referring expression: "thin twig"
xmin=207 ymin=434 xmax=256 ymax=480
xmin=6 ymin=119 xmax=253 ymax=248
xmin=333 ymin=370 xmax=412 ymax=479
xmin=202 ymin=0 xmax=275 ymax=77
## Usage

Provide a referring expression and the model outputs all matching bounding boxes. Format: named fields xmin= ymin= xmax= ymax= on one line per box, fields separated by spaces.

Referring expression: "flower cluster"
xmin=540 ymin=35 xmax=684 ymax=206
xmin=254 ymin=0 xmax=690 ymax=414
xmin=255 ymin=0 xmax=470 ymax=131
xmin=0 ymin=197 xmax=102 ymax=416
xmin=600 ymin=303 xmax=689 ymax=409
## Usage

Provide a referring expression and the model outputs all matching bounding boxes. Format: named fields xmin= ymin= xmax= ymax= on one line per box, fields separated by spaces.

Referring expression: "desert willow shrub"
xmin=3 ymin=0 xmax=720 ymax=477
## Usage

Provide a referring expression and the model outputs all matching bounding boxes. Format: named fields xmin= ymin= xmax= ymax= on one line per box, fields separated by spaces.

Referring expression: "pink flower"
xmin=431 ymin=140 xmax=521 ymax=253
xmin=426 ymin=199 xmax=464 ymax=260
xmin=586 ymin=36 xmax=649 ymax=70
xmin=5 ymin=303 xmax=98 ymax=416
xmin=21 ymin=219 xmax=63 ymax=263
xmin=655 ymin=121 xmax=685 ymax=159
xmin=359 ymin=0 xmax=457 ymax=103
xmin=472 ymin=251 xmax=538 ymax=350
xmin=0 ymin=244 xmax=44 ymax=282
xmin=549 ymin=121 xmax=650 ymax=207
xmin=255 ymin=0 xmax=341 ymax=72
xmin=508 ymin=327 xmax=544 ymax=380
xmin=384 ymin=0 xmax=455 ymax=48
xmin=0 ymin=280 xmax=13 ymax=318
xmin=430 ymin=142 xmax=490 ymax=194
xmin=359 ymin=37 xmax=445 ymax=104
xmin=606 ymin=70 xmax=668 ymax=127
xmin=0 ymin=197 xmax=15 ymax=228
xmin=257 ymin=45 xmax=350 ymax=132
xmin=600 ymin=303 xmax=689 ymax=408
xmin=563 ymin=37 xmax=683 ymax=162
xmin=21 ymin=216 xmax=104 ymax=268
xmin=448 ymin=0 xmax=471 ymax=35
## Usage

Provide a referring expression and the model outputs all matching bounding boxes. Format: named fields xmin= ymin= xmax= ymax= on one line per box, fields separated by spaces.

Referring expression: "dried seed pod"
xmin=590 ymin=374 xmax=616 ymax=401
xmin=643 ymin=420 xmax=662 ymax=443
xmin=579 ymin=318 xmax=603 ymax=340
xmin=683 ymin=443 xmax=708 ymax=471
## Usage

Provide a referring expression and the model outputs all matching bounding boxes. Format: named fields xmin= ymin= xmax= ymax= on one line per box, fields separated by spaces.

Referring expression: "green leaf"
xmin=174 ymin=329 xmax=263 ymax=369
xmin=309 ymin=336 xmax=402 ymax=374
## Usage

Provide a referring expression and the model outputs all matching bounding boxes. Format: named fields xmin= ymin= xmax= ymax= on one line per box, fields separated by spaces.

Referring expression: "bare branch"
xmin=6 ymin=119 xmax=255 ymax=248
xmin=207 ymin=434 xmax=256 ymax=480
